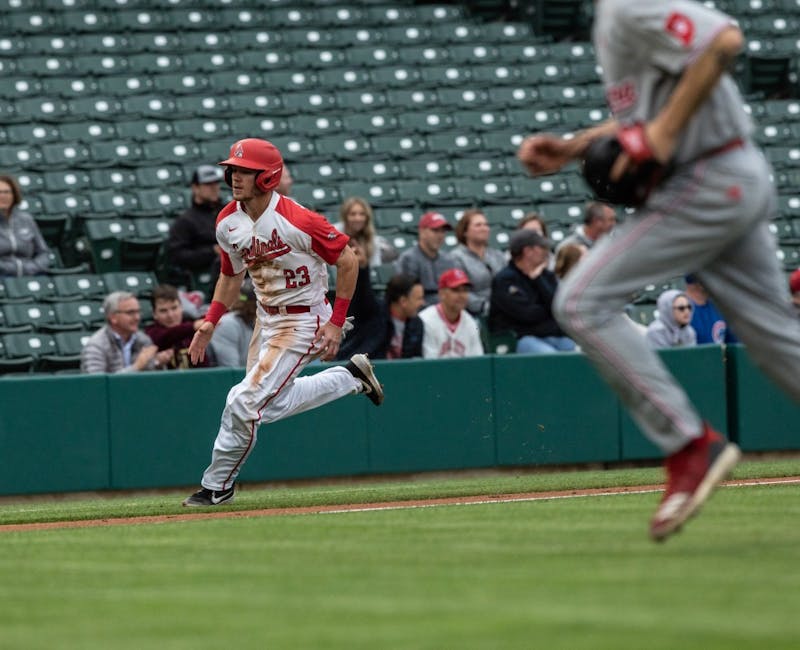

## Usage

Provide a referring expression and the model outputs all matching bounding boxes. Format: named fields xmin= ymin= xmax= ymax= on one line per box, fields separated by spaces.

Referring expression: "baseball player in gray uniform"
xmin=518 ymin=0 xmax=800 ymax=541
xmin=183 ymin=138 xmax=384 ymax=507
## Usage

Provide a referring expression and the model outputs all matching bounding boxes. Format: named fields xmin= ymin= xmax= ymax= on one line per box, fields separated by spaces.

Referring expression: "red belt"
xmin=263 ymin=305 xmax=311 ymax=315
xmin=699 ymin=138 xmax=744 ymax=160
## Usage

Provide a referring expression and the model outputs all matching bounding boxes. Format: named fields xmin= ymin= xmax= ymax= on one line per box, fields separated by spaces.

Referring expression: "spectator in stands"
xmin=517 ymin=211 xmax=549 ymax=237
xmin=378 ymin=273 xmax=425 ymax=359
xmin=684 ymin=274 xmax=738 ymax=344
xmin=490 ymin=229 xmax=575 ymax=354
xmin=0 ymin=174 xmax=51 ymax=277
xmin=210 ymin=282 xmax=258 ymax=368
xmin=394 ymin=211 xmax=456 ymax=306
xmin=335 ymin=238 xmax=386 ymax=360
xmin=556 ymin=201 xmax=616 ymax=252
xmin=145 ymin=284 xmax=208 ymax=369
xmin=791 ymin=268 xmax=800 ymax=317
xmin=451 ymin=209 xmax=506 ymax=317
xmin=334 ymin=196 xmax=396 ymax=267
xmin=276 ymin=163 xmax=293 ymax=196
xmin=81 ymin=291 xmax=173 ymax=373
xmin=554 ymin=243 xmax=587 ymax=280
xmin=419 ymin=269 xmax=484 ymax=359
xmin=166 ymin=165 xmax=224 ymax=293
xmin=646 ymin=290 xmax=697 ymax=349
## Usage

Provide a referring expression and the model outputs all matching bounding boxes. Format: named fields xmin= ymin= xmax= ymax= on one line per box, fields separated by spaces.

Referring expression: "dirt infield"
xmin=2 ymin=476 xmax=798 ymax=533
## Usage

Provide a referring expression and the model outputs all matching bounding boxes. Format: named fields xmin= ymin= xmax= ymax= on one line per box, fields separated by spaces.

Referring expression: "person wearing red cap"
xmin=393 ymin=211 xmax=457 ymax=306
xmin=790 ymin=268 xmax=800 ymax=317
xmin=418 ymin=268 xmax=484 ymax=359
xmin=182 ymin=138 xmax=384 ymax=508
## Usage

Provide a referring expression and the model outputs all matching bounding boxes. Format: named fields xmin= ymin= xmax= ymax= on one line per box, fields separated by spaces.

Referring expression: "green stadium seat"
xmin=346 ymin=160 xmax=402 ymax=181
xmin=315 ymin=134 xmax=371 ymax=160
xmin=474 ymin=177 xmax=518 ymax=204
xmin=101 ymin=272 xmax=158 ymax=297
xmin=375 ymin=207 xmax=418 ymax=233
xmin=426 ymin=131 xmax=484 ymax=155
xmin=317 ymin=67 xmax=372 ymax=90
xmin=451 ymin=157 xmax=507 ymax=178
xmin=337 ymin=180 xmax=397 ymax=206
xmin=1 ymin=302 xmax=62 ymax=333
xmin=336 ymin=88 xmax=389 ymax=112
xmin=487 ymin=86 xmax=541 ymax=109
xmin=281 ymin=91 xmax=337 ymax=114
xmin=88 ymin=141 xmax=144 ymax=167
xmin=293 ymin=48 xmax=348 ymax=69
xmin=41 ymin=142 xmax=91 ymax=168
xmin=0 ymin=76 xmax=44 ymax=101
xmin=487 ymin=330 xmax=517 ymax=355
xmin=227 ymin=90 xmax=284 ymax=116
xmin=292 ymin=183 xmax=344 ymax=209
xmin=149 ymin=71 xmax=211 ymax=96
xmin=346 ymin=45 xmax=400 ymax=68
xmin=141 ymin=140 xmax=203 ymax=166
xmin=0 ymin=275 xmax=56 ymax=303
xmin=43 ymin=330 xmax=92 ymax=371
xmin=207 ymin=70 xmax=259 ymax=96
xmin=481 ymin=130 xmax=523 ymax=154
xmin=52 ymin=300 xmax=105 ymax=329
xmin=398 ymin=158 xmax=453 ymax=180
xmin=40 ymin=76 xmax=100 ymax=99
xmin=58 ymin=120 xmax=117 ymax=142
xmin=452 ymin=109 xmax=508 ymax=131
xmin=397 ymin=110 xmax=455 ymax=134
xmin=121 ymin=94 xmax=178 ymax=118
xmin=369 ymin=65 xmax=423 ymax=89
xmin=52 ymin=273 xmax=106 ymax=301
xmin=84 ymin=218 xmax=135 ymax=272
xmin=42 ymin=170 xmax=91 ymax=192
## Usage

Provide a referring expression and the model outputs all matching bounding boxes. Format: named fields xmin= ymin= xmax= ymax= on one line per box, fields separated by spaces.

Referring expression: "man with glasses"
xmin=81 ymin=291 xmax=173 ymax=373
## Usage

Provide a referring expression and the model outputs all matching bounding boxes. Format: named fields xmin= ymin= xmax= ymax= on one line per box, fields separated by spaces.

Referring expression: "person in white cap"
xmin=418 ymin=268 xmax=484 ymax=359
xmin=393 ymin=211 xmax=457 ymax=306
xmin=166 ymin=164 xmax=225 ymax=290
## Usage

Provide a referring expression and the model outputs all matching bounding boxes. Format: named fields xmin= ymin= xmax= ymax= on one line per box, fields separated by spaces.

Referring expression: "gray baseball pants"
xmin=554 ymin=142 xmax=800 ymax=453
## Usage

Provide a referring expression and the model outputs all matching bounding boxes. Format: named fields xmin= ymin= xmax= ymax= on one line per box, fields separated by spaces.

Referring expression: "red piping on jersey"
xmin=561 ymin=160 xmax=711 ymax=440
xmin=221 ymin=315 xmax=321 ymax=490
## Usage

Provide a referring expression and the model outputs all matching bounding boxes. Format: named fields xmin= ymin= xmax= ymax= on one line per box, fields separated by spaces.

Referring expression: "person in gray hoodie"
xmin=646 ymin=289 xmax=697 ymax=348
xmin=0 ymin=174 xmax=50 ymax=277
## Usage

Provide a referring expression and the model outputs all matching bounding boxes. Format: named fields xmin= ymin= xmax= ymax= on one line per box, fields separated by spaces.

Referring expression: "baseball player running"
xmin=518 ymin=0 xmax=800 ymax=541
xmin=183 ymin=138 xmax=383 ymax=507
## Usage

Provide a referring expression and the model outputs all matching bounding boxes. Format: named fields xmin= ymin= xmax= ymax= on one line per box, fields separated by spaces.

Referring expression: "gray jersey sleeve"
xmin=596 ymin=0 xmax=752 ymax=164
xmin=613 ymin=1 xmax=734 ymax=75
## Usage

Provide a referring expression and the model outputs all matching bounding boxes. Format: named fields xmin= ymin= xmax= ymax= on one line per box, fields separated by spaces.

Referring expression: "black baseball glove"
xmin=581 ymin=124 xmax=673 ymax=207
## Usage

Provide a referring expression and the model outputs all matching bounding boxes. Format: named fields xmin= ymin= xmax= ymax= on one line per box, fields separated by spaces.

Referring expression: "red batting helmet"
xmin=219 ymin=138 xmax=284 ymax=193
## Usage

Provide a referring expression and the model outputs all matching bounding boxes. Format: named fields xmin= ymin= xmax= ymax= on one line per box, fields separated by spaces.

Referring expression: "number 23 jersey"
xmin=215 ymin=192 xmax=349 ymax=307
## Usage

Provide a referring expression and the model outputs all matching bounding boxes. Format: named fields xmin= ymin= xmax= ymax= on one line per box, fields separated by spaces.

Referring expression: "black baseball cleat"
xmin=346 ymin=353 xmax=384 ymax=406
xmin=182 ymin=485 xmax=235 ymax=507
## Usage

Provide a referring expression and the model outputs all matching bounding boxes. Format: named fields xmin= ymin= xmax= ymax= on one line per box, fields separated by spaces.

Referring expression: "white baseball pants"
xmin=201 ymin=301 xmax=360 ymax=490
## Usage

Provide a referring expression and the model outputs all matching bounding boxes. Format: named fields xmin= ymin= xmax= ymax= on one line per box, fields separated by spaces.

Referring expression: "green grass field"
xmin=1 ymin=460 xmax=799 ymax=649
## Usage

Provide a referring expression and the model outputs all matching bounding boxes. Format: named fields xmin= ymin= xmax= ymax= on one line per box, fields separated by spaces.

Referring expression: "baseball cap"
xmin=418 ymin=211 xmax=452 ymax=230
xmin=191 ymin=165 xmax=223 ymax=185
xmin=790 ymin=268 xmax=800 ymax=294
xmin=509 ymin=229 xmax=551 ymax=257
xmin=438 ymin=268 xmax=472 ymax=289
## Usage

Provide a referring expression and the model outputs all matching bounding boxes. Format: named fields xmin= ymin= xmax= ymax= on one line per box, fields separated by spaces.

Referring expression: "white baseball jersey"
xmin=419 ymin=304 xmax=484 ymax=359
xmin=594 ymin=0 xmax=752 ymax=164
xmin=216 ymin=192 xmax=348 ymax=306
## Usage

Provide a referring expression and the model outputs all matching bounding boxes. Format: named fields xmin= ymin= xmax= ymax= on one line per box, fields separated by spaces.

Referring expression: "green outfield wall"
xmin=0 ymin=344 xmax=798 ymax=496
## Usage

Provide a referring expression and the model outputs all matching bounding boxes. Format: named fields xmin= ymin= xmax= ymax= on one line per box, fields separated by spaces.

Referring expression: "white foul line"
xmin=318 ymin=478 xmax=800 ymax=516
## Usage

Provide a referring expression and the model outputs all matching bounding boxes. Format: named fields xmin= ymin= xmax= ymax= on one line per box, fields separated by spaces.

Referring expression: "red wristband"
xmin=617 ymin=123 xmax=654 ymax=164
xmin=204 ymin=300 xmax=228 ymax=326
xmin=330 ymin=297 xmax=351 ymax=328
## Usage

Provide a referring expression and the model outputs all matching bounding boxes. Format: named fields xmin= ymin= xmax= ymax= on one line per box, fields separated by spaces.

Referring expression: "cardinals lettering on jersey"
xmin=235 ymin=229 xmax=291 ymax=262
